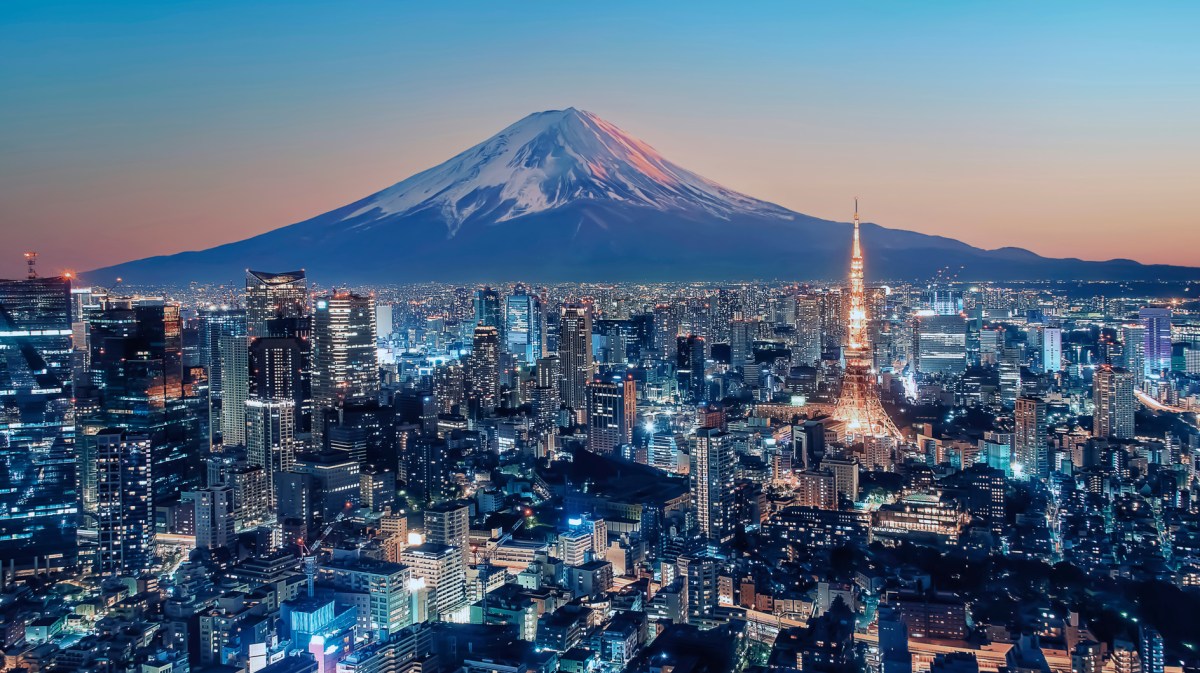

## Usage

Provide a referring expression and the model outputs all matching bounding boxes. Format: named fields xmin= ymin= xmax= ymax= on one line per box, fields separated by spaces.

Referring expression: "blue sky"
xmin=2 ymin=1 xmax=1197 ymax=275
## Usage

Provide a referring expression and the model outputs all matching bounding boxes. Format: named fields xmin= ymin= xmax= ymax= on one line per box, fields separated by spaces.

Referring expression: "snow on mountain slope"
xmin=344 ymin=107 xmax=794 ymax=234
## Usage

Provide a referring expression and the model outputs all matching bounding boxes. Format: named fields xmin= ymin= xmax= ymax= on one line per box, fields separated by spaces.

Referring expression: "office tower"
xmin=795 ymin=470 xmax=837 ymax=509
xmin=677 ymin=335 xmax=707 ymax=403
xmin=558 ymin=305 xmax=593 ymax=411
xmin=197 ymin=307 xmax=247 ymax=441
xmin=729 ymin=319 xmax=755 ymax=371
xmin=833 ymin=203 xmax=901 ymax=440
xmin=691 ymin=427 xmax=734 ymax=543
xmin=794 ymin=295 xmax=823 ymax=366
xmin=468 ymin=324 xmax=500 ymax=414
xmin=94 ymin=430 xmax=155 ymax=576
xmin=915 ymin=314 xmax=968 ymax=377
xmin=583 ymin=381 xmax=624 ymax=453
xmin=249 ymin=334 xmax=311 ymax=433
xmin=621 ymin=374 xmax=636 ymax=445
xmin=1140 ymin=307 xmax=1172 ymax=379
xmin=400 ymin=543 xmax=467 ymax=620
xmin=473 ymin=287 xmax=503 ymax=339
xmin=1120 ymin=324 xmax=1145 ymax=381
xmin=245 ymin=269 xmax=308 ymax=337
xmin=246 ymin=397 xmax=298 ymax=511
xmin=219 ymin=333 xmax=250 ymax=447
xmin=0 ymin=274 xmax=78 ymax=572
xmin=998 ymin=346 xmax=1022 ymax=406
xmin=1093 ymin=365 xmax=1135 ymax=439
xmin=375 ymin=303 xmax=394 ymax=341
xmin=83 ymin=301 xmax=201 ymax=505
xmin=424 ymin=501 xmax=470 ymax=549
xmin=823 ymin=457 xmax=859 ymax=502
xmin=312 ymin=291 xmax=379 ymax=440
xmin=1013 ymin=397 xmax=1048 ymax=480
xmin=433 ymin=362 xmax=466 ymax=415
xmin=505 ymin=285 xmax=542 ymax=364
xmin=929 ymin=287 xmax=963 ymax=316
xmin=193 ymin=485 xmax=236 ymax=550
xmin=653 ymin=304 xmax=680 ymax=360
xmin=794 ymin=420 xmax=826 ymax=471
xmin=1042 ymin=326 xmax=1062 ymax=372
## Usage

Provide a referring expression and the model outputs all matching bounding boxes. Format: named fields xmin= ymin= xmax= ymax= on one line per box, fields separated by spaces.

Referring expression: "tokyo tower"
xmin=833 ymin=200 xmax=901 ymax=440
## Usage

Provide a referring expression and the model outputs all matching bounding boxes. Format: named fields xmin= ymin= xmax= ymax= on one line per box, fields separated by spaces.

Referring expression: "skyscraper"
xmin=245 ymin=397 xmax=297 ymax=512
xmin=1042 ymin=326 xmax=1062 ymax=373
xmin=245 ymin=269 xmax=308 ymax=337
xmin=312 ymin=291 xmax=379 ymax=441
xmin=94 ymin=429 xmax=155 ymax=577
xmin=558 ymin=304 xmax=593 ymax=412
xmin=916 ymin=314 xmax=968 ymax=377
xmin=0 ymin=274 xmax=78 ymax=573
xmin=249 ymin=334 xmax=311 ymax=433
xmin=794 ymin=295 xmax=823 ymax=366
xmin=1013 ymin=397 xmax=1047 ymax=480
xmin=729 ymin=319 xmax=755 ymax=372
xmin=219 ymin=332 xmax=250 ymax=447
xmin=1140 ymin=307 xmax=1172 ymax=380
xmin=197 ymin=306 xmax=247 ymax=445
xmin=468 ymin=324 xmax=500 ymax=414
xmin=691 ymin=427 xmax=734 ymax=543
xmin=585 ymin=377 xmax=634 ymax=455
xmin=677 ymin=335 xmax=707 ymax=403
xmin=82 ymin=300 xmax=201 ymax=505
xmin=473 ymin=287 xmax=504 ymax=342
xmin=505 ymin=285 xmax=542 ymax=364
xmin=1093 ymin=365 xmax=1135 ymax=439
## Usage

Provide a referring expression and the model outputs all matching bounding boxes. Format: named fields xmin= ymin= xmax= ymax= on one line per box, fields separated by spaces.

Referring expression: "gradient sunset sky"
xmin=2 ymin=1 xmax=1197 ymax=279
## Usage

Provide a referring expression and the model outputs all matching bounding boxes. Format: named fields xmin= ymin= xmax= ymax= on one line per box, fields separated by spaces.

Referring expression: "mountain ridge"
xmin=86 ymin=108 xmax=1200 ymax=284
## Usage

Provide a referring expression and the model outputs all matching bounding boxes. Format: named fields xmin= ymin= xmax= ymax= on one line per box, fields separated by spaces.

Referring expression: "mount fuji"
xmin=88 ymin=108 xmax=1199 ymax=284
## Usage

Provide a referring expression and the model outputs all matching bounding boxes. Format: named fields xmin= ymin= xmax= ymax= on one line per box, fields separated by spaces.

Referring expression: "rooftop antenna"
xmin=23 ymin=252 xmax=37 ymax=280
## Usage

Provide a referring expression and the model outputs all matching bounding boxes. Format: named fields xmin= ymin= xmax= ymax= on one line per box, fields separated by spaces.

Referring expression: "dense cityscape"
xmin=2 ymin=208 xmax=1200 ymax=673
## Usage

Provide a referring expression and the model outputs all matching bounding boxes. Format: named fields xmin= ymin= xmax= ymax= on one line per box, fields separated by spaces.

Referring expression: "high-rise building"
xmin=1093 ymin=365 xmax=1135 ymax=439
xmin=0 ymin=274 xmax=78 ymax=572
xmin=729 ymin=319 xmax=755 ymax=371
xmin=916 ymin=314 xmax=968 ymax=377
xmin=691 ymin=427 xmax=734 ymax=543
xmin=245 ymin=269 xmax=308 ymax=338
xmin=400 ymin=542 xmax=467 ymax=620
xmin=82 ymin=301 xmax=201 ymax=505
xmin=1140 ymin=307 xmax=1172 ymax=380
xmin=94 ymin=430 xmax=155 ymax=577
xmin=468 ymin=324 xmax=501 ymax=414
xmin=505 ymin=285 xmax=542 ymax=364
xmin=249 ymin=334 xmax=311 ymax=433
xmin=794 ymin=296 xmax=823 ymax=366
xmin=219 ymin=332 xmax=250 ymax=447
xmin=197 ymin=306 xmax=247 ymax=444
xmin=192 ymin=485 xmax=236 ymax=550
xmin=424 ymin=501 xmax=470 ymax=550
xmin=312 ymin=291 xmax=379 ymax=440
xmin=677 ymin=335 xmax=707 ymax=403
xmin=473 ymin=287 xmax=504 ymax=341
xmin=1042 ymin=326 xmax=1062 ymax=373
xmin=1120 ymin=324 xmax=1145 ymax=382
xmin=585 ymin=376 xmax=634 ymax=455
xmin=558 ymin=305 xmax=593 ymax=412
xmin=1013 ymin=397 xmax=1047 ymax=480
xmin=245 ymin=397 xmax=298 ymax=512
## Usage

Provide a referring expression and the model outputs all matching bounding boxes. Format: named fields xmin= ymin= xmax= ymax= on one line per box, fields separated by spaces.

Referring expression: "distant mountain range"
xmin=87 ymin=108 xmax=1200 ymax=284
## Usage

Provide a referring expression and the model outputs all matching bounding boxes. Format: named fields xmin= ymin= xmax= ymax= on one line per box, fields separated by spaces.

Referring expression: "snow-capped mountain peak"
xmin=347 ymin=107 xmax=793 ymax=233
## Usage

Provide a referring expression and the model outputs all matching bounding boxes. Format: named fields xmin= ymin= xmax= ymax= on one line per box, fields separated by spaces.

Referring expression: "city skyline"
xmin=4 ymin=2 xmax=1200 ymax=277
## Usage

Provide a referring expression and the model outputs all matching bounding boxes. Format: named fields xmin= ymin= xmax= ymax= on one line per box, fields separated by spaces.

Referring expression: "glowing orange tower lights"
xmin=832 ymin=200 xmax=901 ymax=440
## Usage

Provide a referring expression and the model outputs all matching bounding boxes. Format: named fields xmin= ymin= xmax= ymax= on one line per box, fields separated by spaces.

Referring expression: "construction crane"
xmin=298 ymin=505 xmax=353 ymax=598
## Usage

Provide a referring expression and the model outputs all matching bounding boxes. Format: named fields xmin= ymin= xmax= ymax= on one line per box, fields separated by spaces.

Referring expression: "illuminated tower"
xmin=832 ymin=201 xmax=900 ymax=440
